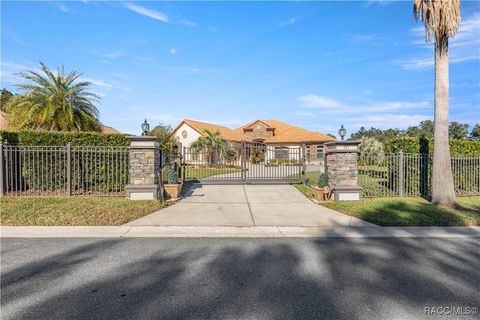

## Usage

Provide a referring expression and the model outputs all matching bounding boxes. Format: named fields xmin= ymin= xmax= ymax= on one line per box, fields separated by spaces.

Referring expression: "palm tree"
xmin=191 ymin=129 xmax=229 ymax=164
xmin=414 ymin=0 xmax=461 ymax=206
xmin=6 ymin=62 xmax=100 ymax=132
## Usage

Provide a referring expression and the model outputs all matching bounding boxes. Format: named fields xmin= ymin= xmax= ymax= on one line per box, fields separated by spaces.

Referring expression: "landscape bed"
xmin=0 ymin=197 xmax=167 ymax=226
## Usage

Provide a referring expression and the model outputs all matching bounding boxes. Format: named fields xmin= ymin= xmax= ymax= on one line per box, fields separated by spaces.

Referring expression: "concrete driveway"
xmin=126 ymin=184 xmax=374 ymax=227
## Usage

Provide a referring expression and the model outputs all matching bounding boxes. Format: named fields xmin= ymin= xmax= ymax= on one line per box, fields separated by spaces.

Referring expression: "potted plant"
xmin=311 ymin=173 xmax=332 ymax=202
xmin=163 ymin=169 xmax=183 ymax=199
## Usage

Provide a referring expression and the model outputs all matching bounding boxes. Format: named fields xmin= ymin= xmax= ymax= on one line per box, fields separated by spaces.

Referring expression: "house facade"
xmin=172 ymin=119 xmax=335 ymax=164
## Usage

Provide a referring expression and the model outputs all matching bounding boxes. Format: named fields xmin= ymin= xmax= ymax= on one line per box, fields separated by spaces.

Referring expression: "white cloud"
xmin=89 ymin=50 xmax=125 ymax=59
xmin=398 ymin=54 xmax=480 ymax=71
xmin=352 ymin=114 xmax=432 ymax=129
xmin=295 ymin=111 xmax=315 ymax=117
xmin=123 ymin=2 xmax=169 ymax=23
xmin=348 ymin=34 xmax=379 ymax=45
xmin=279 ymin=16 xmax=304 ymax=27
xmin=169 ymin=48 xmax=177 ymax=55
xmin=50 ymin=2 xmax=70 ymax=13
xmin=161 ymin=66 xmax=226 ymax=75
xmin=402 ymin=13 xmax=480 ymax=70
xmin=363 ymin=0 xmax=393 ymax=9
xmin=1 ymin=61 xmax=34 ymax=85
xmin=296 ymin=95 xmax=345 ymax=109
xmin=296 ymin=94 xmax=430 ymax=115
xmin=82 ymin=77 xmax=132 ymax=92
xmin=206 ymin=26 xmax=219 ymax=32
xmin=180 ymin=19 xmax=196 ymax=27
xmin=295 ymin=94 xmax=435 ymax=132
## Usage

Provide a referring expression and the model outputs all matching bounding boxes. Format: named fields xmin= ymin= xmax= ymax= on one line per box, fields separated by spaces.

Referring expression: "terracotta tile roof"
xmin=99 ymin=125 xmax=120 ymax=134
xmin=177 ymin=118 xmax=334 ymax=144
xmin=179 ymin=119 xmax=244 ymax=141
xmin=232 ymin=119 xmax=334 ymax=143
xmin=0 ymin=111 xmax=120 ymax=133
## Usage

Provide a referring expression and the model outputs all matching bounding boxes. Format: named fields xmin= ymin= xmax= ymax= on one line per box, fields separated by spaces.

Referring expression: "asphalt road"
xmin=1 ymin=237 xmax=479 ymax=320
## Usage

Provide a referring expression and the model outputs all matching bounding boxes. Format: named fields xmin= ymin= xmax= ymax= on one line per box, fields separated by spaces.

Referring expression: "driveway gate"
xmin=181 ymin=141 xmax=305 ymax=184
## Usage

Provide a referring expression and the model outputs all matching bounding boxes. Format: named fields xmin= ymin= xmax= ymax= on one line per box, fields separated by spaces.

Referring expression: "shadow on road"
xmin=1 ymin=237 xmax=479 ymax=319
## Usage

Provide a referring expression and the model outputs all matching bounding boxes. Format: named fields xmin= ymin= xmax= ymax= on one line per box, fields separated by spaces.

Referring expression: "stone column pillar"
xmin=125 ymin=136 xmax=160 ymax=200
xmin=325 ymin=141 xmax=362 ymax=201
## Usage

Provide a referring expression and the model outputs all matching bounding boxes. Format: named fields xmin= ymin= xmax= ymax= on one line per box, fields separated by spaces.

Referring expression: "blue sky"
xmin=1 ymin=0 xmax=479 ymax=137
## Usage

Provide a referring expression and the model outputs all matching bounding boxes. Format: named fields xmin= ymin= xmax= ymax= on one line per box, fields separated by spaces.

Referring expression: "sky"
xmin=1 ymin=0 xmax=479 ymax=137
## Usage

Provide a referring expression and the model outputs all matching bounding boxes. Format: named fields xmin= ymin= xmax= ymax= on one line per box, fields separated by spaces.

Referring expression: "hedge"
xmin=0 ymin=130 xmax=129 ymax=146
xmin=386 ymin=137 xmax=480 ymax=155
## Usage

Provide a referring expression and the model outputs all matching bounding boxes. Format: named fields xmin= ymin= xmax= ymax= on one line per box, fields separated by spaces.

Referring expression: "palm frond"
xmin=413 ymin=0 xmax=461 ymax=45
xmin=6 ymin=61 xmax=101 ymax=132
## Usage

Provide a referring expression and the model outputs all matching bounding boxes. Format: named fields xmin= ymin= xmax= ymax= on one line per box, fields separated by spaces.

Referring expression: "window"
xmin=275 ymin=147 xmax=289 ymax=160
xmin=306 ymin=146 xmax=311 ymax=159
xmin=316 ymin=146 xmax=324 ymax=159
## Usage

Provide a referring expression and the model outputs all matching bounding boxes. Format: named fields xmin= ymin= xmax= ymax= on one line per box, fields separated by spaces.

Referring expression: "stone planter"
xmin=312 ymin=186 xmax=332 ymax=202
xmin=164 ymin=182 xmax=183 ymax=200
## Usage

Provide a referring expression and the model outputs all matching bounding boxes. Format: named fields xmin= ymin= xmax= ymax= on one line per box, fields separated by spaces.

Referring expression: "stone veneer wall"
xmin=326 ymin=152 xmax=358 ymax=187
xmin=244 ymin=122 xmax=274 ymax=141
xmin=129 ymin=147 xmax=160 ymax=185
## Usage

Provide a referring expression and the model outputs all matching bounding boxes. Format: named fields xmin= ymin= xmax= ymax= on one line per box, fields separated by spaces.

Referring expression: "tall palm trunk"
xmin=432 ymin=36 xmax=456 ymax=205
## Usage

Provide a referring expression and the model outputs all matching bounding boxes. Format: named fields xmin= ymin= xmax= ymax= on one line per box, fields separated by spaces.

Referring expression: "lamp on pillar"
xmin=141 ymin=119 xmax=150 ymax=136
xmin=338 ymin=124 xmax=346 ymax=141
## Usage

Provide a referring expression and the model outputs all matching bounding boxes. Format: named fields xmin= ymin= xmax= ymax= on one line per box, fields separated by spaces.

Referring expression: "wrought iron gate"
xmin=181 ymin=141 xmax=305 ymax=184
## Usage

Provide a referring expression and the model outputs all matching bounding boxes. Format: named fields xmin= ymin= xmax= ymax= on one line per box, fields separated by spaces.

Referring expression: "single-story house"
xmin=172 ymin=119 xmax=335 ymax=164
xmin=0 ymin=111 xmax=120 ymax=134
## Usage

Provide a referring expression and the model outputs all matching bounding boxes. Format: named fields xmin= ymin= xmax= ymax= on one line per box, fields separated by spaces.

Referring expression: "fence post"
xmin=0 ymin=143 xmax=4 ymax=197
xmin=182 ymin=146 xmax=186 ymax=181
xmin=66 ymin=143 xmax=71 ymax=196
xmin=324 ymin=141 xmax=362 ymax=201
xmin=125 ymin=136 xmax=161 ymax=200
xmin=398 ymin=150 xmax=404 ymax=197
xmin=301 ymin=144 xmax=306 ymax=184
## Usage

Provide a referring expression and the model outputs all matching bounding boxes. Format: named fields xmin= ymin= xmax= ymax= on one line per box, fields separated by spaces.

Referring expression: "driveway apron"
xmin=126 ymin=184 xmax=375 ymax=227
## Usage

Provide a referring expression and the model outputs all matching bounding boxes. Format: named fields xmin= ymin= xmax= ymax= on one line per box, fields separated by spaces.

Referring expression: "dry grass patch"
xmin=0 ymin=197 xmax=167 ymax=226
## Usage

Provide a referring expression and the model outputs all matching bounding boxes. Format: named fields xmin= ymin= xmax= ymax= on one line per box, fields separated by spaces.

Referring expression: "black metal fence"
xmin=358 ymin=152 xmax=480 ymax=197
xmin=0 ymin=144 xmax=129 ymax=197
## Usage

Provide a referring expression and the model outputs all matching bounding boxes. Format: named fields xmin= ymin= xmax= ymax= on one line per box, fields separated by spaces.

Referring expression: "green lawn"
xmin=323 ymin=196 xmax=480 ymax=226
xmin=0 ymin=197 xmax=166 ymax=226
xmin=184 ymin=167 xmax=242 ymax=180
xmin=292 ymin=183 xmax=479 ymax=226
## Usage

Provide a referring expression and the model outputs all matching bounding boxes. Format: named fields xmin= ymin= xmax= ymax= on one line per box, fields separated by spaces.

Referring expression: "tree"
xmin=359 ymin=137 xmax=385 ymax=165
xmin=414 ymin=0 xmax=461 ymax=206
xmin=6 ymin=62 xmax=100 ymax=131
xmin=470 ymin=124 xmax=480 ymax=141
xmin=448 ymin=121 xmax=469 ymax=140
xmin=0 ymin=89 xmax=14 ymax=112
xmin=191 ymin=129 xmax=230 ymax=164
xmin=349 ymin=127 xmax=386 ymax=142
xmin=149 ymin=123 xmax=177 ymax=151
xmin=406 ymin=120 xmax=434 ymax=139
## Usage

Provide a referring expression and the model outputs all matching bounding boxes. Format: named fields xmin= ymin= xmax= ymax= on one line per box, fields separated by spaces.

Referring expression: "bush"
xmin=167 ymin=169 xmax=178 ymax=184
xmin=0 ymin=130 xmax=129 ymax=146
xmin=318 ymin=173 xmax=329 ymax=188
xmin=386 ymin=137 xmax=480 ymax=155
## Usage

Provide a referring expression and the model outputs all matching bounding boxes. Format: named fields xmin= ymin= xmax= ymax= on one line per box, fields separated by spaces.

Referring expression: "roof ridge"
xmin=184 ymin=119 xmax=234 ymax=131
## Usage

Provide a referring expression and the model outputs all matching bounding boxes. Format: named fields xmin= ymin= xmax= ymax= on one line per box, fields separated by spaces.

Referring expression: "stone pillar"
xmin=125 ymin=136 xmax=161 ymax=200
xmin=325 ymin=141 xmax=362 ymax=201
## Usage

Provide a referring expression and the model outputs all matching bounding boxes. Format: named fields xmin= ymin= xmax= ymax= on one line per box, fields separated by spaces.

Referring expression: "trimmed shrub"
xmin=167 ymin=169 xmax=178 ymax=184
xmin=386 ymin=137 xmax=480 ymax=155
xmin=318 ymin=173 xmax=329 ymax=188
xmin=0 ymin=130 xmax=129 ymax=146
